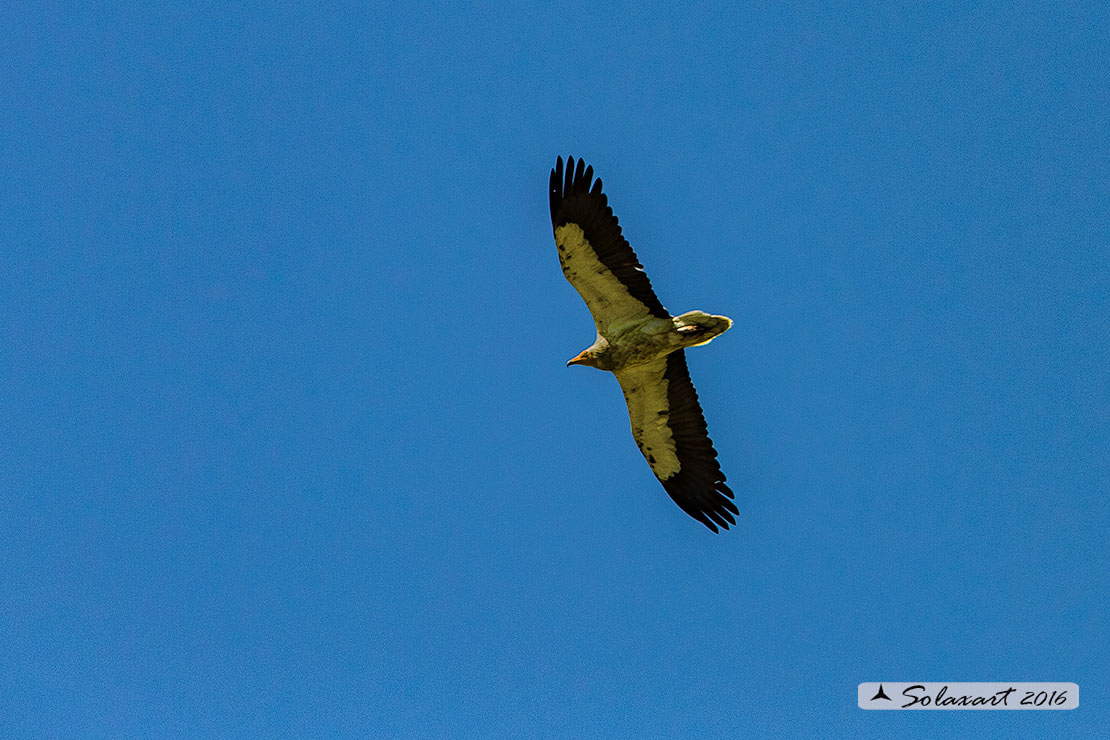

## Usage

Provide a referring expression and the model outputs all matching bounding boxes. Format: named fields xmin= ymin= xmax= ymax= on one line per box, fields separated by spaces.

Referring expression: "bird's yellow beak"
xmin=567 ymin=349 xmax=590 ymax=367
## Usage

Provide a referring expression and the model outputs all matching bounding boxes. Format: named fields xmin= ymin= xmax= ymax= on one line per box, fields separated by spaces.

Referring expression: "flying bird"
xmin=549 ymin=156 xmax=738 ymax=532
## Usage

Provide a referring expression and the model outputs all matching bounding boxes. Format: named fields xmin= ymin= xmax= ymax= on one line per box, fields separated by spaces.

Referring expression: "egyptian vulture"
xmin=550 ymin=156 xmax=738 ymax=532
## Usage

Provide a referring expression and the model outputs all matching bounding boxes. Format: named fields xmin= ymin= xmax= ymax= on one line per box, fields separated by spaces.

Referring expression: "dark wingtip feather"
xmin=695 ymin=511 xmax=720 ymax=534
xmin=549 ymin=157 xmax=565 ymax=224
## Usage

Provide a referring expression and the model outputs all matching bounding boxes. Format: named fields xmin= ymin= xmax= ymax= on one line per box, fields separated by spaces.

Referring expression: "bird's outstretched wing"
xmin=614 ymin=350 xmax=737 ymax=532
xmin=549 ymin=156 xmax=669 ymax=338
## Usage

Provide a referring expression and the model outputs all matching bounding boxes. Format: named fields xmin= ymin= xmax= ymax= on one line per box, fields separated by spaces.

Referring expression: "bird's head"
xmin=566 ymin=348 xmax=599 ymax=368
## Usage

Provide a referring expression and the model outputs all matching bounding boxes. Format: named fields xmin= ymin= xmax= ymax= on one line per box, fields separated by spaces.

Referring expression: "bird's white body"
xmin=570 ymin=311 xmax=732 ymax=372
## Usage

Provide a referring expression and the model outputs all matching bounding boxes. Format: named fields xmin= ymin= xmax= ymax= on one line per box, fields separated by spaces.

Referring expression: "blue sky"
xmin=2 ymin=1 xmax=1107 ymax=738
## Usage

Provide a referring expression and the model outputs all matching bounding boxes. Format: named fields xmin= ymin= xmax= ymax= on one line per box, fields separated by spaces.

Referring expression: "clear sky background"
xmin=2 ymin=2 xmax=1107 ymax=738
